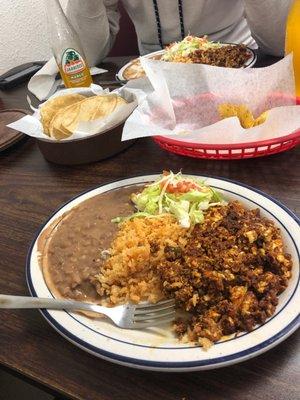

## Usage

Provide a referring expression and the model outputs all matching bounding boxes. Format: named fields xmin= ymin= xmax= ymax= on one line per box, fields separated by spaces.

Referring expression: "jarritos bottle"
xmin=47 ymin=0 xmax=92 ymax=88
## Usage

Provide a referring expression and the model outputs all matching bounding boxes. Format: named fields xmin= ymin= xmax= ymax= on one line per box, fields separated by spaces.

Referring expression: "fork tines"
xmin=133 ymin=299 xmax=176 ymax=326
xmin=134 ymin=299 xmax=175 ymax=314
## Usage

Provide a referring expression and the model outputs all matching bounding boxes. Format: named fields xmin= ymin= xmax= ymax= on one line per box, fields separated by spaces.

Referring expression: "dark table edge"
xmin=0 ymin=363 xmax=72 ymax=399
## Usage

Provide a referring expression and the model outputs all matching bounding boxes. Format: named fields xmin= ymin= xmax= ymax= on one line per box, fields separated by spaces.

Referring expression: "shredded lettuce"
xmin=162 ymin=35 xmax=222 ymax=61
xmin=112 ymin=171 xmax=226 ymax=228
xmin=168 ymin=199 xmax=190 ymax=228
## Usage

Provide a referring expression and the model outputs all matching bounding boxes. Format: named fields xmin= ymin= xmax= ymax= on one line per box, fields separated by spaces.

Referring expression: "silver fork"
xmin=0 ymin=295 xmax=175 ymax=329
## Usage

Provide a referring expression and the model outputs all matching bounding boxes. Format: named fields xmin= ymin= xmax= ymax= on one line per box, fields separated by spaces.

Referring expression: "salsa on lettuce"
xmin=112 ymin=171 xmax=226 ymax=228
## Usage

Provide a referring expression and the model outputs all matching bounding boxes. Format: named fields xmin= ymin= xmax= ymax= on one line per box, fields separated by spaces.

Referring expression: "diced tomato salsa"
xmin=160 ymin=172 xmax=201 ymax=194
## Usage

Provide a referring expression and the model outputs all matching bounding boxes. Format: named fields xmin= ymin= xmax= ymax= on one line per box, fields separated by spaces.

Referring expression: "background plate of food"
xmin=116 ymin=36 xmax=257 ymax=82
xmin=26 ymin=173 xmax=299 ymax=371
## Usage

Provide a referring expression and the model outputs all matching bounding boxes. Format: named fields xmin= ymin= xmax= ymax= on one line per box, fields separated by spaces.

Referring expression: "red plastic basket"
xmin=153 ymin=98 xmax=300 ymax=160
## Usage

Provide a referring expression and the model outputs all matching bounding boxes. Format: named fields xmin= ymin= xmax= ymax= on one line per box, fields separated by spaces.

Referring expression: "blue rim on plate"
xmin=26 ymin=175 xmax=300 ymax=371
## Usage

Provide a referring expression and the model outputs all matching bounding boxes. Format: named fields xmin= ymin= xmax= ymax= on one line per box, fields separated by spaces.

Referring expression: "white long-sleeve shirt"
xmin=66 ymin=0 xmax=292 ymax=66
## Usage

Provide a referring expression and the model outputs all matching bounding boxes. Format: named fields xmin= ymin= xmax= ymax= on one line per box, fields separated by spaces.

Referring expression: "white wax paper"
xmin=7 ymin=84 xmax=138 ymax=142
xmin=122 ymin=54 xmax=300 ymax=144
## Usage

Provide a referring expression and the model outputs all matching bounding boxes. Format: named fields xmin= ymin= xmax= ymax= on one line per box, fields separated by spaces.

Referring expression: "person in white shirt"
xmin=66 ymin=0 xmax=292 ymax=66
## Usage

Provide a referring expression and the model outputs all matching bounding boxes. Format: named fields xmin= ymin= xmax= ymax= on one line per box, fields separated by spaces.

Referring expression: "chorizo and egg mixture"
xmin=41 ymin=172 xmax=292 ymax=348
xmin=158 ymin=201 xmax=292 ymax=347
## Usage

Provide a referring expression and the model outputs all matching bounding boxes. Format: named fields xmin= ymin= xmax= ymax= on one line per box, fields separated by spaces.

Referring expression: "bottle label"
xmin=61 ymin=48 xmax=86 ymax=76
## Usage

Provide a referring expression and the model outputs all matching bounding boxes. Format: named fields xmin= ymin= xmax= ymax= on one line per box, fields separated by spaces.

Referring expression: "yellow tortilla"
xmin=49 ymin=94 xmax=127 ymax=140
xmin=40 ymin=94 xmax=86 ymax=135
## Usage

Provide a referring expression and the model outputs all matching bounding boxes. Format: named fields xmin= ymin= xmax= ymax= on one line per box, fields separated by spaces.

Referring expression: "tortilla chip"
xmin=218 ymin=104 xmax=268 ymax=129
xmin=253 ymin=111 xmax=268 ymax=127
xmin=40 ymin=94 xmax=86 ymax=135
xmin=218 ymin=104 xmax=254 ymax=128
xmin=49 ymin=94 xmax=127 ymax=140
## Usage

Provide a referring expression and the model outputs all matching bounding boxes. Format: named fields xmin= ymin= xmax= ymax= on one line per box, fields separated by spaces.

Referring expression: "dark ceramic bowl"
xmin=37 ymin=119 xmax=135 ymax=165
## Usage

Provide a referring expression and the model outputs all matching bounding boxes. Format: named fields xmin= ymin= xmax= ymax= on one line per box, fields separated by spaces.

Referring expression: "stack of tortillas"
xmin=40 ymin=93 xmax=127 ymax=140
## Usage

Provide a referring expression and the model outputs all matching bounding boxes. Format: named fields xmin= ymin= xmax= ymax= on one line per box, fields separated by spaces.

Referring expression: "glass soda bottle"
xmin=285 ymin=0 xmax=300 ymax=96
xmin=47 ymin=0 xmax=93 ymax=88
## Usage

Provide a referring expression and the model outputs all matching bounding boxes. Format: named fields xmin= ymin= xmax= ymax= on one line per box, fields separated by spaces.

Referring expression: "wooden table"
xmin=0 ymin=56 xmax=299 ymax=400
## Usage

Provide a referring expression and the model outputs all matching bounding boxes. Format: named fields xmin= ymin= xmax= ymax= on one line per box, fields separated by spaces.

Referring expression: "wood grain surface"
xmin=0 ymin=56 xmax=299 ymax=400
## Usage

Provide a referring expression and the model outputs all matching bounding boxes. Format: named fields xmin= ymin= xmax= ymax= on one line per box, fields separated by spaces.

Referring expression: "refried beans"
xmin=38 ymin=186 xmax=137 ymax=302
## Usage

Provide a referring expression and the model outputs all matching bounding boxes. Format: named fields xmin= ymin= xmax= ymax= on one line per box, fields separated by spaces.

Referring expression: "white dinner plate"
xmin=26 ymin=175 xmax=300 ymax=371
xmin=116 ymin=45 xmax=257 ymax=83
